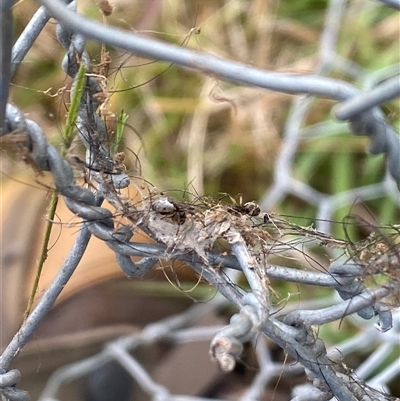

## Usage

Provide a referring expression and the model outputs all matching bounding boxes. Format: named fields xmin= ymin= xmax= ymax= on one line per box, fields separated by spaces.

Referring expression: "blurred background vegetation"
xmin=6 ymin=0 xmax=399 ymax=241
xmin=4 ymin=0 xmax=400 ymax=314
xmin=2 ymin=0 xmax=400 ymax=398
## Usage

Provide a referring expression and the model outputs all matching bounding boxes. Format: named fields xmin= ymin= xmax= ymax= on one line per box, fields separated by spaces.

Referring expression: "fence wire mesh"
xmin=1 ymin=0 xmax=400 ymax=401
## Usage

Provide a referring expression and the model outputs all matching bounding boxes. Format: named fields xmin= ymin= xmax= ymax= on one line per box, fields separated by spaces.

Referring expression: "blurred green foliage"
xmin=8 ymin=0 xmax=399 ymax=245
xmin=5 ymin=2 xmax=399 ymax=390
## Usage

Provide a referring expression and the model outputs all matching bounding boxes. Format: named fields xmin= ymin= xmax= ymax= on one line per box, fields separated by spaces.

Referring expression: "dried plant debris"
xmin=96 ymin=184 xmax=395 ymax=300
xmin=53 ymin=130 xmax=400 ymax=307
xmin=119 ymin=190 xmax=269 ymax=260
xmin=347 ymin=225 xmax=400 ymax=306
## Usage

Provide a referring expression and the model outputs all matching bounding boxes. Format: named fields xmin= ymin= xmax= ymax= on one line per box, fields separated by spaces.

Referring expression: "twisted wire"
xmin=38 ymin=0 xmax=400 ymax=190
xmin=0 ymin=0 xmax=13 ymax=132
xmin=1 ymin=98 xmax=395 ymax=399
xmin=1 ymin=1 xmax=399 ymax=400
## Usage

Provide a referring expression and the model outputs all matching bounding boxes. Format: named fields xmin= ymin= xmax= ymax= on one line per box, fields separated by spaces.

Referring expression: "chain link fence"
xmin=1 ymin=0 xmax=400 ymax=400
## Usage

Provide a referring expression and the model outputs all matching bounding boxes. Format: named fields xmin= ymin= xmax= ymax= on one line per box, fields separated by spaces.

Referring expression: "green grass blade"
xmin=63 ymin=63 xmax=87 ymax=150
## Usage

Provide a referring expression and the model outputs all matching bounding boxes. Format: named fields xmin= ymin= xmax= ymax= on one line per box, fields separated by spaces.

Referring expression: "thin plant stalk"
xmin=24 ymin=193 xmax=59 ymax=318
xmin=24 ymin=63 xmax=87 ymax=317
xmin=113 ymin=109 xmax=128 ymax=154
xmin=64 ymin=63 xmax=87 ymax=148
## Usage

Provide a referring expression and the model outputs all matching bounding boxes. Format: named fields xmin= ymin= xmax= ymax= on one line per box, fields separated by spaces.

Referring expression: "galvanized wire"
xmin=0 ymin=0 xmax=13 ymax=133
xmin=1 ymin=0 xmax=399 ymax=400
xmin=36 ymin=0 xmax=400 ymax=190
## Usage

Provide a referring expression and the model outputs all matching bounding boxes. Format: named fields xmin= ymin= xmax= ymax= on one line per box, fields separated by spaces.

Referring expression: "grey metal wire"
xmin=11 ymin=6 xmax=50 ymax=77
xmin=335 ymin=75 xmax=400 ymax=120
xmin=377 ymin=0 xmax=400 ymax=10
xmin=0 ymin=0 xmax=13 ymax=133
xmin=0 ymin=222 xmax=93 ymax=371
xmin=36 ymin=0 xmax=400 ymax=191
xmin=1 ymin=0 xmax=399 ymax=400
xmin=1 ymin=95 xmax=395 ymax=399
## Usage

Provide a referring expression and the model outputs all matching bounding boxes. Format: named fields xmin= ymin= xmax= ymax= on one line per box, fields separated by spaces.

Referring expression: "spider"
xmin=240 ymin=201 xmax=261 ymax=217
xmin=151 ymin=196 xmax=194 ymax=225
xmin=221 ymin=193 xmax=262 ymax=217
